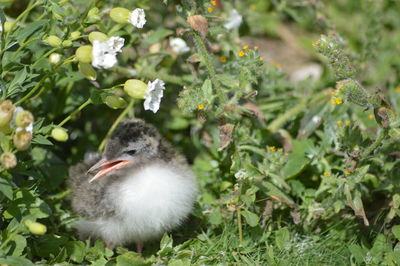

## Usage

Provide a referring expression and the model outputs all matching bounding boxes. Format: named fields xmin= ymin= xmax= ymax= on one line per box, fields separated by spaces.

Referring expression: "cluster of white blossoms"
xmin=92 ymin=36 xmax=125 ymax=69
xmin=144 ymin=79 xmax=166 ymax=113
xmin=169 ymin=38 xmax=190 ymax=54
xmin=129 ymin=8 xmax=146 ymax=29
xmin=224 ymin=9 xmax=242 ymax=30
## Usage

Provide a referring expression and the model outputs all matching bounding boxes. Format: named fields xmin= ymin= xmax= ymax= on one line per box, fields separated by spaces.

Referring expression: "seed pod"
xmin=0 ymin=100 xmax=15 ymax=127
xmin=46 ymin=35 xmax=62 ymax=48
xmin=51 ymin=128 xmax=69 ymax=142
xmin=110 ymin=7 xmax=130 ymax=24
xmin=3 ymin=21 xmax=15 ymax=32
xmin=15 ymin=110 xmax=34 ymax=128
xmin=0 ymin=152 xmax=17 ymax=169
xmin=124 ymin=79 xmax=148 ymax=99
xmin=88 ymin=31 xmax=109 ymax=43
xmin=70 ymin=31 xmax=81 ymax=40
xmin=78 ymin=62 xmax=97 ymax=80
xmin=13 ymin=130 xmax=32 ymax=151
xmin=187 ymin=15 xmax=208 ymax=38
xmin=25 ymin=220 xmax=47 ymax=235
xmin=87 ymin=7 xmax=101 ymax=22
xmin=49 ymin=53 xmax=62 ymax=64
xmin=75 ymin=45 xmax=93 ymax=63
xmin=336 ymin=79 xmax=371 ymax=108
xmin=104 ymin=95 xmax=127 ymax=109
xmin=62 ymin=40 xmax=72 ymax=47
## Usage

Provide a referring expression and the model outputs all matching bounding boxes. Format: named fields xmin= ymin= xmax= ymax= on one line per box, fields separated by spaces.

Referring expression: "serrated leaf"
xmin=241 ymin=210 xmax=259 ymax=227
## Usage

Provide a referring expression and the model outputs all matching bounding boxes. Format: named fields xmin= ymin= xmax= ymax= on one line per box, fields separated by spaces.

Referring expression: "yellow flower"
xmin=220 ymin=56 xmax=227 ymax=63
xmin=336 ymin=121 xmax=343 ymax=126
xmin=250 ymin=4 xmax=256 ymax=10
xmin=197 ymin=104 xmax=205 ymax=110
xmin=368 ymin=114 xmax=374 ymax=119
xmin=259 ymin=56 xmax=264 ymax=61
xmin=211 ymin=0 xmax=217 ymax=6
xmin=334 ymin=98 xmax=343 ymax=105
xmin=345 ymin=120 xmax=350 ymax=126
xmin=323 ymin=172 xmax=330 ymax=177
xmin=345 ymin=170 xmax=351 ymax=175
xmin=207 ymin=7 xmax=213 ymax=13
xmin=254 ymin=46 xmax=259 ymax=50
xmin=269 ymin=146 xmax=276 ymax=152
xmin=278 ymin=148 xmax=283 ymax=152
xmin=312 ymin=40 xmax=321 ymax=47
xmin=269 ymin=61 xmax=282 ymax=69
xmin=355 ymin=168 xmax=360 ymax=172
xmin=242 ymin=45 xmax=249 ymax=50
xmin=238 ymin=51 xmax=245 ymax=57
xmin=395 ymin=87 xmax=400 ymax=93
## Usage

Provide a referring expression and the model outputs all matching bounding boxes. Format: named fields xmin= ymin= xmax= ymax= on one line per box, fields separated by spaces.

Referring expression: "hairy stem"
xmin=360 ymin=129 xmax=388 ymax=159
xmin=237 ymin=208 xmax=243 ymax=244
xmin=192 ymin=32 xmax=227 ymax=105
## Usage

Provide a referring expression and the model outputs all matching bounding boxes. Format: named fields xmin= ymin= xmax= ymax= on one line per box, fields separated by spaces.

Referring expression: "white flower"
xmin=224 ymin=9 xmax=243 ymax=30
xmin=143 ymin=79 xmax=165 ymax=113
xmin=234 ymin=169 xmax=248 ymax=180
xmin=169 ymin=38 xmax=190 ymax=54
xmin=92 ymin=36 xmax=125 ymax=69
xmin=129 ymin=8 xmax=146 ymax=28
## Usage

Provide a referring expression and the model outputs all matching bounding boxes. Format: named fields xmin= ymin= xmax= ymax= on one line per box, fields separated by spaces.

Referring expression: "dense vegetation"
xmin=0 ymin=0 xmax=399 ymax=264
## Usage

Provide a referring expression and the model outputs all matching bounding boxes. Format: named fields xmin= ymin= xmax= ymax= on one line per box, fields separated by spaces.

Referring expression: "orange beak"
xmin=87 ymin=158 xmax=132 ymax=183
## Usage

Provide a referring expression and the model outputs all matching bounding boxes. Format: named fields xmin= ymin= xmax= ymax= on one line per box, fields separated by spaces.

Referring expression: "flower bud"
xmin=0 ymin=100 xmax=15 ymax=127
xmin=62 ymin=40 xmax=72 ymax=47
xmin=3 ymin=21 xmax=15 ymax=32
xmin=13 ymin=130 xmax=32 ymax=151
xmin=51 ymin=128 xmax=68 ymax=142
xmin=70 ymin=31 xmax=81 ymax=40
xmin=187 ymin=15 xmax=208 ymax=38
xmin=0 ymin=152 xmax=17 ymax=169
xmin=78 ymin=62 xmax=97 ymax=80
xmin=75 ymin=45 xmax=93 ymax=63
xmin=87 ymin=7 xmax=101 ymax=22
xmin=46 ymin=35 xmax=62 ymax=48
xmin=88 ymin=31 xmax=109 ymax=44
xmin=110 ymin=7 xmax=130 ymax=24
xmin=15 ymin=110 xmax=34 ymax=128
xmin=49 ymin=53 xmax=62 ymax=64
xmin=104 ymin=95 xmax=127 ymax=109
xmin=25 ymin=220 xmax=47 ymax=235
xmin=336 ymin=79 xmax=373 ymax=108
xmin=124 ymin=79 xmax=148 ymax=99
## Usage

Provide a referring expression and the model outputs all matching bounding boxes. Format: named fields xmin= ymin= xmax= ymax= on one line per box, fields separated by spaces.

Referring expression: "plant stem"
xmin=57 ymin=99 xmax=92 ymax=127
xmin=192 ymin=32 xmax=227 ymax=105
xmin=360 ymin=129 xmax=388 ymax=159
xmin=114 ymin=66 xmax=185 ymax=86
xmin=237 ymin=208 xmax=243 ymax=244
xmin=98 ymin=99 xmax=135 ymax=151
xmin=267 ymin=90 xmax=329 ymax=132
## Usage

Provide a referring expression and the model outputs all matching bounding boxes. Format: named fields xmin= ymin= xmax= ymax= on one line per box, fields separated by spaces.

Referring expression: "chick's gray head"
xmin=88 ymin=119 xmax=161 ymax=182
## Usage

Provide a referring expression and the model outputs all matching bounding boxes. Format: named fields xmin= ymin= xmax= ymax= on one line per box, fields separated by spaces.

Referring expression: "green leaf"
xmin=348 ymin=244 xmax=366 ymax=264
xmin=142 ymin=28 xmax=173 ymax=46
xmin=283 ymin=139 xmax=313 ymax=178
xmin=32 ymin=135 xmax=53 ymax=146
xmin=65 ymin=241 xmax=86 ymax=263
xmin=10 ymin=234 xmax=27 ymax=257
xmin=15 ymin=20 xmax=47 ymax=42
xmin=275 ymin=228 xmax=290 ymax=250
xmin=393 ymin=226 xmax=400 ymax=240
xmin=116 ymin=252 xmax=149 ymax=266
xmin=0 ymin=178 xmax=13 ymax=199
xmin=209 ymin=207 xmax=222 ymax=225
xmin=0 ymin=256 xmax=34 ymax=266
xmin=0 ymin=8 xmax=5 ymax=26
xmin=241 ymin=210 xmax=259 ymax=227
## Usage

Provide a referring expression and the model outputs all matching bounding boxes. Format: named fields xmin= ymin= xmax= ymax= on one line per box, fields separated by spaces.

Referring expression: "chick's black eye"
xmin=126 ymin=150 xmax=137 ymax=156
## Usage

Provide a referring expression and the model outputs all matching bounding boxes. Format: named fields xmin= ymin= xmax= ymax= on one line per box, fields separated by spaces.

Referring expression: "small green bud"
xmin=87 ymin=7 xmax=101 ymax=22
xmin=88 ymin=31 xmax=109 ymax=44
xmin=124 ymin=79 xmax=148 ymax=99
xmin=25 ymin=220 xmax=47 ymax=235
xmin=70 ymin=31 xmax=81 ymax=40
xmin=104 ymin=95 xmax=127 ymax=109
xmin=13 ymin=130 xmax=32 ymax=151
xmin=46 ymin=35 xmax=62 ymax=48
xmin=75 ymin=45 xmax=93 ymax=63
xmin=110 ymin=7 xmax=130 ymax=24
xmin=0 ymin=100 xmax=15 ymax=127
xmin=49 ymin=53 xmax=62 ymax=64
xmin=15 ymin=110 xmax=34 ymax=128
xmin=4 ymin=21 xmax=15 ymax=32
xmin=78 ymin=62 xmax=97 ymax=80
xmin=62 ymin=40 xmax=72 ymax=47
xmin=51 ymin=128 xmax=69 ymax=142
xmin=0 ymin=152 xmax=17 ymax=169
